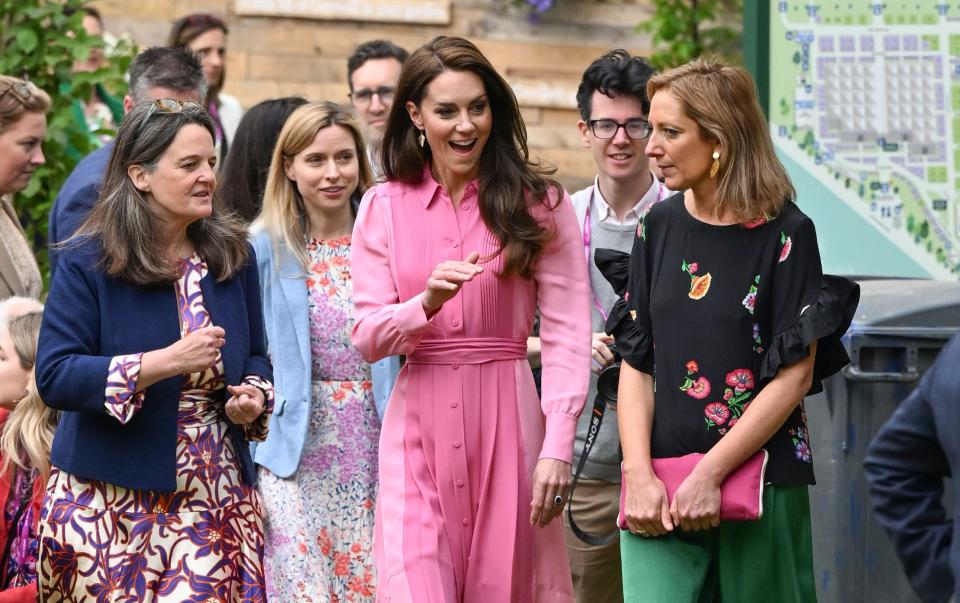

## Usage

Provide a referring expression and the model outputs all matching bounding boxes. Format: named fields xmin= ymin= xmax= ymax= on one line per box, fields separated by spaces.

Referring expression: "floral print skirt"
xmin=260 ymin=379 xmax=379 ymax=602
xmin=37 ymin=406 xmax=266 ymax=602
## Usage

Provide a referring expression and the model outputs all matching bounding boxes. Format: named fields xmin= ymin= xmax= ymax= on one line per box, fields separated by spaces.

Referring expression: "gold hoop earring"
xmin=709 ymin=150 xmax=720 ymax=178
xmin=418 ymin=130 xmax=426 ymax=148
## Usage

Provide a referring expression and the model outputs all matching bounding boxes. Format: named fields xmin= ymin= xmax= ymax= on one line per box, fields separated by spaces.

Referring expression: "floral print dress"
xmin=37 ymin=254 xmax=272 ymax=602
xmin=604 ymin=194 xmax=858 ymax=485
xmin=259 ymin=235 xmax=380 ymax=602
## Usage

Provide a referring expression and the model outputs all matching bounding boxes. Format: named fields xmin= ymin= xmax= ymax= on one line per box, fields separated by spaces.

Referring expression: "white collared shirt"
xmin=591 ymin=174 xmax=666 ymax=226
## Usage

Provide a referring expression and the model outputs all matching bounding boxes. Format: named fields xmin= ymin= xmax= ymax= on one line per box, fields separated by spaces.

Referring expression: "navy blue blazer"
xmin=47 ymin=143 xmax=111 ymax=271
xmin=36 ymin=241 xmax=272 ymax=491
xmin=864 ymin=333 xmax=960 ymax=603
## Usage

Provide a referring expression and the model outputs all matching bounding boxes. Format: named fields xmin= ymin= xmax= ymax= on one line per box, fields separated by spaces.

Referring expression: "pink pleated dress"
xmin=350 ymin=169 xmax=591 ymax=603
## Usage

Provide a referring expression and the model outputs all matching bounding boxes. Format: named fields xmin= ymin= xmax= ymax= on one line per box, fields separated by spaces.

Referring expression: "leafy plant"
xmin=639 ymin=0 xmax=742 ymax=69
xmin=0 ymin=0 xmax=136 ymax=285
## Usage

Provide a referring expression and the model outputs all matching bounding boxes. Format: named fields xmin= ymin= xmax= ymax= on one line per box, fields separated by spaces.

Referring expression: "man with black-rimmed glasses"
xmin=347 ymin=40 xmax=408 ymax=177
xmin=554 ymin=49 xmax=669 ymax=603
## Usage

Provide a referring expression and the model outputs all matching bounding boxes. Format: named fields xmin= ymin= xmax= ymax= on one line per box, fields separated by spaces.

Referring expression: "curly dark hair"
xmin=575 ymin=49 xmax=656 ymax=121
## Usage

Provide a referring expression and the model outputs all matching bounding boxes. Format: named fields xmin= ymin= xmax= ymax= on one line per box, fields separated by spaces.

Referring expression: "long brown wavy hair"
xmin=71 ymin=100 xmax=249 ymax=285
xmin=380 ymin=36 xmax=561 ymax=279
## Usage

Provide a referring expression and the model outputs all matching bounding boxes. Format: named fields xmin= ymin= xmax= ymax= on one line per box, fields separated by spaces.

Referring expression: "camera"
xmin=595 ymin=343 xmax=621 ymax=405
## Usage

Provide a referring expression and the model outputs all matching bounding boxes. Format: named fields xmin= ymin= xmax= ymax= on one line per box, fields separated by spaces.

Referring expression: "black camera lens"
xmin=596 ymin=343 xmax=621 ymax=404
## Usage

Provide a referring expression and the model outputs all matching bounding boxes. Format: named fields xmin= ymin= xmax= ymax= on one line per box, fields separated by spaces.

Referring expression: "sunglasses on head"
xmin=0 ymin=81 xmax=38 ymax=107
xmin=134 ymin=98 xmax=205 ymax=136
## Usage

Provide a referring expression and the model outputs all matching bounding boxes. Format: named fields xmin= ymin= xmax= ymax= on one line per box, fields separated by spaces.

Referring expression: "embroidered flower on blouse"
xmin=779 ymin=232 xmax=793 ymax=263
xmin=704 ymin=402 xmax=731 ymax=426
xmin=682 ymin=259 xmax=712 ymax=300
xmin=741 ymin=275 xmax=759 ymax=315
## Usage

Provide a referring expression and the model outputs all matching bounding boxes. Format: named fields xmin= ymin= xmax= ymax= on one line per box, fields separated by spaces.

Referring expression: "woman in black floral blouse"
xmin=608 ymin=58 xmax=858 ymax=602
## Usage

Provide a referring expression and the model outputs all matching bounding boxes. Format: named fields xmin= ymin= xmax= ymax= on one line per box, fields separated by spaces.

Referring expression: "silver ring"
xmin=553 ymin=495 xmax=564 ymax=506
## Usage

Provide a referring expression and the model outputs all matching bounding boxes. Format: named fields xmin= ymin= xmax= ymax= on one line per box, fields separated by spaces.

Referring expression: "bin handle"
xmin=843 ymin=366 xmax=919 ymax=383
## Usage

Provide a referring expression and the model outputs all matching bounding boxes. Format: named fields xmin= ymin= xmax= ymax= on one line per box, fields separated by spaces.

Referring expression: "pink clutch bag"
xmin=617 ymin=449 xmax=769 ymax=530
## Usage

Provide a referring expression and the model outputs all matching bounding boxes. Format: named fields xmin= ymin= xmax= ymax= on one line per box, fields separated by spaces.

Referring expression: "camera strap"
xmin=566 ymin=392 xmax=619 ymax=546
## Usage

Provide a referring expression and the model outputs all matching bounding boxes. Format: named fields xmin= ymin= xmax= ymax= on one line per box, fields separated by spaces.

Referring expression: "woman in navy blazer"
xmin=35 ymin=100 xmax=273 ymax=601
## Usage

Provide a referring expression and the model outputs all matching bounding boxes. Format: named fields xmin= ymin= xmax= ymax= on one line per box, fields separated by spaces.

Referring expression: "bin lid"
xmin=849 ymin=279 xmax=960 ymax=332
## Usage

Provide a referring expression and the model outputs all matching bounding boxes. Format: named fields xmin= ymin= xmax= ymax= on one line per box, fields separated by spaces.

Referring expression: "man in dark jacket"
xmin=48 ymin=47 xmax=205 ymax=270
xmin=864 ymin=333 xmax=960 ymax=603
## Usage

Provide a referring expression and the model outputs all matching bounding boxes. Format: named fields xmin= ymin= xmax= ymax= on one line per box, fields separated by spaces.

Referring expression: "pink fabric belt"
xmin=405 ymin=337 xmax=527 ymax=365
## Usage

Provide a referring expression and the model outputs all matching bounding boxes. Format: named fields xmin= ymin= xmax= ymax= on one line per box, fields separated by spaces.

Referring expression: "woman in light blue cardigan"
xmin=250 ymin=102 xmax=397 ymax=601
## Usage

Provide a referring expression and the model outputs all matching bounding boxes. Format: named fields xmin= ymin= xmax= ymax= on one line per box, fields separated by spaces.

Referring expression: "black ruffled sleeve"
xmin=760 ymin=214 xmax=860 ymax=394
xmin=595 ymin=211 xmax=655 ymax=375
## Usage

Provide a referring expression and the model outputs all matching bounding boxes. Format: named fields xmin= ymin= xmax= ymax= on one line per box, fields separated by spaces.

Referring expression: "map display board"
xmin=768 ymin=0 xmax=959 ymax=278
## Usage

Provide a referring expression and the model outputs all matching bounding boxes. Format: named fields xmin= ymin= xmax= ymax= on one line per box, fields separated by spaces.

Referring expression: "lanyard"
xmin=583 ymin=179 xmax=667 ymax=321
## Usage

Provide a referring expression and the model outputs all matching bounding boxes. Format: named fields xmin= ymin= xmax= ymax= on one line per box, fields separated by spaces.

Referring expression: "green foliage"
xmin=639 ymin=0 xmax=742 ymax=70
xmin=0 ymin=0 xmax=136 ymax=286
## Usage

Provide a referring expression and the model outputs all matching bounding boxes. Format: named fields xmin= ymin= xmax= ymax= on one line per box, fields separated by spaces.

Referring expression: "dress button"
xmin=452 ymin=364 xmax=460 ymax=370
xmin=452 ymin=319 xmax=460 ymax=327
xmin=461 ymin=204 xmax=470 ymax=211
xmin=450 ymin=401 xmax=458 ymax=408
xmin=462 ymin=518 xmax=470 ymax=526
xmin=456 ymin=479 xmax=465 ymax=487
xmin=452 ymin=440 xmax=462 ymax=449
xmin=452 ymin=241 xmax=459 ymax=248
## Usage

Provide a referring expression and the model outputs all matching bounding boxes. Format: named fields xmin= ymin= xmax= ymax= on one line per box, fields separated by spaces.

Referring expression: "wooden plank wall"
xmin=95 ymin=0 xmax=655 ymax=191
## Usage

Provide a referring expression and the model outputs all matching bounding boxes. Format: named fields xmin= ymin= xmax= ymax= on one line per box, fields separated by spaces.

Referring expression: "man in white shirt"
xmin=565 ymin=49 xmax=668 ymax=603
xmin=347 ymin=40 xmax=408 ymax=178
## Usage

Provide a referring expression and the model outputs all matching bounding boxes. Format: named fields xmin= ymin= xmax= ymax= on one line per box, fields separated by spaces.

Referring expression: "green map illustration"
xmin=770 ymin=0 xmax=958 ymax=278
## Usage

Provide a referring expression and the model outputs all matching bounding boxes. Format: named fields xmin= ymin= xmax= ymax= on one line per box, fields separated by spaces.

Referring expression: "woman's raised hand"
xmin=168 ymin=326 xmax=225 ymax=374
xmin=422 ymin=250 xmax=483 ymax=313
xmin=225 ymin=384 xmax=265 ymax=425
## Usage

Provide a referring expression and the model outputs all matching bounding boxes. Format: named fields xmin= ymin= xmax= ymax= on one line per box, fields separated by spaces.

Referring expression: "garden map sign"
xmin=765 ymin=0 xmax=960 ymax=278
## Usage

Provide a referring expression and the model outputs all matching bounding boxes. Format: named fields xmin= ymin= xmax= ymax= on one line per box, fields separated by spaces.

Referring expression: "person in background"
xmin=350 ymin=36 xmax=591 ymax=602
xmin=218 ymin=96 xmax=307 ymax=223
xmin=546 ymin=49 xmax=664 ymax=603
xmin=347 ymin=40 xmax=408 ymax=421
xmin=347 ymin=39 xmax=408 ymax=177
xmin=64 ymin=6 xmax=123 ymax=148
xmin=864 ymin=334 xmax=960 ymax=603
xmin=0 ymin=298 xmax=52 ymax=602
xmin=612 ymin=57 xmax=858 ymax=602
xmin=48 ymin=46 xmax=206 ymax=268
xmin=168 ymin=13 xmax=242 ymax=156
xmin=0 ymin=76 xmax=48 ymax=302
xmin=35 ymin=100 xmax=272 ymax=600
xmin=252 ymin=101 xmax=380 ymax=601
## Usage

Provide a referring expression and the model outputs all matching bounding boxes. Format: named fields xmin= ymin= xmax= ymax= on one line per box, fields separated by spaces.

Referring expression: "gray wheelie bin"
xmin=807 ymin=278 xmax=960 ymax=603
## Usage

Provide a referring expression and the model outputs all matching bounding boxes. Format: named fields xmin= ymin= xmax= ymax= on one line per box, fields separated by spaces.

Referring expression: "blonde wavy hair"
xmin=254 ymin=101 xmax=372 ymax=270
xmin=647 ymin=57 xmax=795 ymax=221
xmin=1 ymin=310 xmax=58 ymax=481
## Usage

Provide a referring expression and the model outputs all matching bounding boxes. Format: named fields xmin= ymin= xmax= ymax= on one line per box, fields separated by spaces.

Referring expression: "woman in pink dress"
xmin=350 ymin=36 xmax=591 ymax=602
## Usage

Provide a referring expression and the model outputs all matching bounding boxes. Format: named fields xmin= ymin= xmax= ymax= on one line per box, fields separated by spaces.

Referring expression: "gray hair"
xmin=128 ymin=47 xmax=207 ymax=105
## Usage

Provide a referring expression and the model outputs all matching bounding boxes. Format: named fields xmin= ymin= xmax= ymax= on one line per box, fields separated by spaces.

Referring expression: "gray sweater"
xmin=569 ymin=186 xmax=642 ymax=483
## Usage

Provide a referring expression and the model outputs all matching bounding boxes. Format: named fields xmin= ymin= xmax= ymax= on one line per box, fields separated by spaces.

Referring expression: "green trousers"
xmin=620 ymin=485 xmax=816 ymax=603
